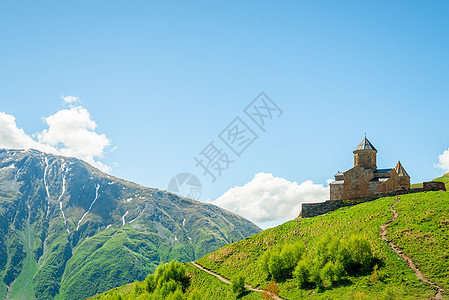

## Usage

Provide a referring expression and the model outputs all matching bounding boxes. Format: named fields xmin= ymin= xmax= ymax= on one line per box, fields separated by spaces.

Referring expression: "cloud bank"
xmin=213 ymin=173 xmax=329 ymax=225
xmin=0 ymin=99 xmax=111 ymax=172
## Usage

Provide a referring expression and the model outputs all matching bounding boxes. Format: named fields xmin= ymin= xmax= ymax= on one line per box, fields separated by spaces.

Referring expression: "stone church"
xmin=330 ymin=137 xmax=410 ymax=201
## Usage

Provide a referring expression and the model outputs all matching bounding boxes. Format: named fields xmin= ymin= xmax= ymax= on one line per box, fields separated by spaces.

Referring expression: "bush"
xmin=316 ymin=234 xmax=332 ymax=268
xmin=146 ymin=261 xmax=189 ymax=294
xmin=166 ymin=288 xmax=184 ymax=300
xmin=260 ymin=241 xmax=305 ymax=280
xmin=293 ymin=258 xmax=310 ymax=288
xmin=133 ymin=281 xmax=145 ymax=296
xmin=160 ymin=279 xmax=182 ymax=298
xmin=268 ymin=253 xmax=284 ymax=279
xmin=347 ymin=235 xmax=373 ymax=272
xmin=260 ymin=250 xmax=271 ymax=276
xmin=280 ymin=242 xmax=305 ymax=271
xmin=309 ymin=263 xmax=322 ymax=287
xmin=332 ymin=259 xmax=346 ymax=281
xmin=336 ymin=239 xmax=352 ymax=269
xmin=320 ymin=261 xmax=335 ymax=286
xmin=231 ymin=276 xmax=246 ymax=295
xmin=292 ymin=234 xmax=372 ymax=289
xmin=187 ymin=289 xmax=202 ymax=300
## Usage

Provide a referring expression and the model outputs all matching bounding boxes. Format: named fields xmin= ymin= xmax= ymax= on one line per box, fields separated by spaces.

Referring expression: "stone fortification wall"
xmin=302 ymin=185 xmax=445 ymax=218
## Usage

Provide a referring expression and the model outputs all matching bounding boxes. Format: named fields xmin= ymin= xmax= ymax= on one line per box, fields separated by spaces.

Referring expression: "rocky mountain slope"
xmin=0 ymin=149 xmax=261 ymax=300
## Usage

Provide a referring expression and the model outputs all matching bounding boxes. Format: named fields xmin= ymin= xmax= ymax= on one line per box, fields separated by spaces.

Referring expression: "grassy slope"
xmin=91 ymin=188 xmax=449 ymax=299
xmin=9 ymin=222 xmax=38 ymax=300
xmin=184 ymin=264 xmax=258 ymax=300
xmin=89 ymin=264 xmax=259 ymax=300
xmin=197 ymin=191 xmax=449 ymax=299
xmin=388 ymin=192 xmax=449 ymax=291
xmin=59 ymin=227 xmax=166 ymax=300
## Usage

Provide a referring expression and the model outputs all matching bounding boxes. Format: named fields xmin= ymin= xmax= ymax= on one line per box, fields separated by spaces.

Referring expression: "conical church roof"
xmin=354 ymin=137 xmax=377 ymax=151
xmin=395 ymin=161 xmax=410 ymax=177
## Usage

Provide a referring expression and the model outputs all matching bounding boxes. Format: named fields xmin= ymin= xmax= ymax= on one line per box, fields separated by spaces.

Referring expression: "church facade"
xmin=329 ymin=137 xmax=410 ymax=201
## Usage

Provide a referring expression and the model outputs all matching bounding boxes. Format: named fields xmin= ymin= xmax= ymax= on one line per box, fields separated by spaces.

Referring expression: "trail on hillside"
xmin=380 ymin=197 xmax=445 ymax=300
xmin=190 ymin=262 xmax=285 ymax=300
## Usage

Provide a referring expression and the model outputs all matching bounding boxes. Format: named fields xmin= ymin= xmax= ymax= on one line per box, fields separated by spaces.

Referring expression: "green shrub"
xmin=260 ymin=250 xmax=271 ymax=276
xmin=260 ymin=241 xmax=305 ymax=280
xmin=187 ymin=289 xmax=202 ymax=300
xmin=148 ymin=261 xmax=189 ymax=294
xmin=316 ymin=234 xmax=332 ymax=268
xmin=267 ymin=253 xmax=284 ymax=279
xmin=127 ymin=261 xmax=191 ymax=299
xmin=231 ymin=275 xmax=246 ymax=295
xmin=320 ymin=261 xmax=335 ymax=286
xmin=133 ymin=280 xmax=145 ymax=296
xmin=160 ymin=279 xmax=182 ymax=298
xmin=309 ymin=263 xmax=322 ymax=287
xmin=280 ymin=242 xmax=305 ymax=271
xmin=332 ymin=259 xmax=346 ymax=281
xmin=292 ymin=234 xmax=372 ymax=289
xmin=166 ymin=288 xmax=184 ymax=300
xmin=336 ymin=239 xmax=352 ymax=269
xmin=347 ymin=235 xmax=373 ymax=272
xmin=293 ymin=258 xmax=310 ymax=288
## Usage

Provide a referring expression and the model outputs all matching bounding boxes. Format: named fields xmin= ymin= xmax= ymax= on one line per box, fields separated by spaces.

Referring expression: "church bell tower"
xmin=353 ymin=137 xmax=377 ymax=169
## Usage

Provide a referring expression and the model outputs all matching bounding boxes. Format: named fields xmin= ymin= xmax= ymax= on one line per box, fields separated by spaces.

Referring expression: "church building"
xmin=329 ymin=137 xmax=410 ymax=201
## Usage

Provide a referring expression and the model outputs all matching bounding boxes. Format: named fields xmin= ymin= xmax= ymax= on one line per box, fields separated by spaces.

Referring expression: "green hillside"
xmin=0 ymin=149 xmax=261 ymax=299
xmin=90 ymin=263 xmax=260 ymax=300
xmin=97 ymin=179 xmax=449 ymax=299
xmin=196 ymin=190 xmax=448 ymax=299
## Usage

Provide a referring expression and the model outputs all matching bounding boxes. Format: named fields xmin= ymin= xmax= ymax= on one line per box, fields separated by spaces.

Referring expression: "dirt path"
xmin=380 ymin=197 xmax=445 ymax=299
xmin=190 ymin=262 xmax=285 ymax=300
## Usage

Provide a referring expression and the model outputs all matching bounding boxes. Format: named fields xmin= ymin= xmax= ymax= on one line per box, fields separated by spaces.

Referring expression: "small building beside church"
xmin=329 ymin=137 xmax=410 ymax=201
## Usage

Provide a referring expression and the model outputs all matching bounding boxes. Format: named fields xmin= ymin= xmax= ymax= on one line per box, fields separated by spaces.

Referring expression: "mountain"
xmin=0 ymin=149 xmax=261 ymax=300
xmin=98 ymin=175 xmax=449 ymax=299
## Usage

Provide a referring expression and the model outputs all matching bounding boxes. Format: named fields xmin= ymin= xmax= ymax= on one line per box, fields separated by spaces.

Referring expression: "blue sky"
xmin=1 ymin=1 xmax=448 ymax=227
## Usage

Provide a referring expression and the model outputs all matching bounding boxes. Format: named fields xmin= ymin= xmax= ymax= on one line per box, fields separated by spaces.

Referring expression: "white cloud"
xmin=0 ymin=112 xmax=56 ymax=153
xmin=61 ymin=95 xmax=80 ymax=104
xmin=0 ymin=101 xmax=112 ymax=172
xmin=436 ymin=149 xmax=449 ymax=172
xmin=213 ymin=173 xmax=329 ymax=225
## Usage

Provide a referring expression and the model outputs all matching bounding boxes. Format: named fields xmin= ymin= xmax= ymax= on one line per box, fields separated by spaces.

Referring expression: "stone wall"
xmin=302 ymin=186 xmax=445 ymax=218
xmin=423 ymin=181 xmax=446 ymax=191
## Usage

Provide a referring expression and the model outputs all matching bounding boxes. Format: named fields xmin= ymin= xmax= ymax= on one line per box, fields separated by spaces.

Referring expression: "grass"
xmin=9 ymin=221 xmax=38 ymax=300
xmin=388 ymin=191 xmax=449 ymax=291
xmin=88 ymin=188 xmax=449 ymax=299
xmin=89 ymin=263 xmax=259 ymax=299
xmin=59 ymin=227 xmax=159 ymax=300
xmin=185 ymin=264 xmax=258 ymax=300
xmin=197 ymin=192 xmax=445 ymax=299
